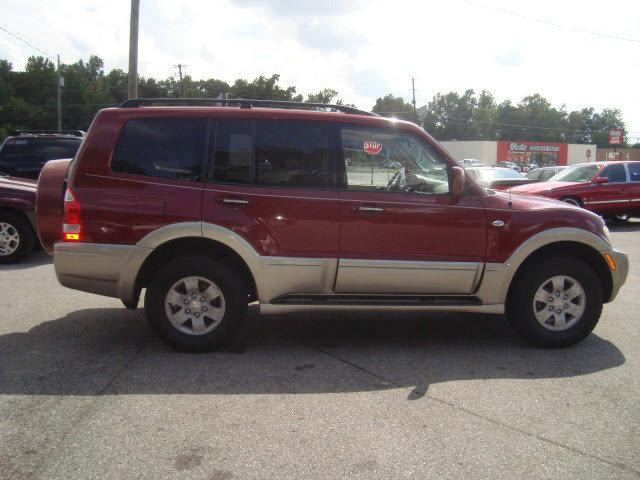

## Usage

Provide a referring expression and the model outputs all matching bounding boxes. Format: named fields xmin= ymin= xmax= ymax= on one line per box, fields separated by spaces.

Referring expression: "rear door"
xmin=627 ymin=162 xmax=640 ymax=212
xmin=335 ymin=125 xmax=487 ymax=295
xmin=201 ymin=118 xmax=340 ymax=301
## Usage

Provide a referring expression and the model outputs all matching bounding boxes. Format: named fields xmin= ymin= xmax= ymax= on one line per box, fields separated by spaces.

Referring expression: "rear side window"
xmin=628 ymin=163 xmax=640 ymax=182
xmin=601 ymin=164 xmax=626 ymax=183
xmin=254 ymin=120 xmax=328 ymax=187
xmin=210 ymin=119 xmax=329 ymax=188
xmin=540 ymin=169 xmax=557 ymax=181
xmin=212 ymin=120 xmax=252 ymax=184
xmin=111 ymin=118 xmax=207 ymax=181
xmin=525 ymin=170 xmax=542 ymax=180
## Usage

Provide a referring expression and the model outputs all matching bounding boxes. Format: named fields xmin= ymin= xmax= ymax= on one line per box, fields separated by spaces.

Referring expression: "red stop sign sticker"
xmin=364 ymin=140 xmax=382 ymax=155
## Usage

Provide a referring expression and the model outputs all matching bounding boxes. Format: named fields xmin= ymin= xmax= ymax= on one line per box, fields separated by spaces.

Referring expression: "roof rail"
xmin=9 ymin=129 xmax=85 ymax=137
xmin=118 ymin=98 xmax=378 ymax=117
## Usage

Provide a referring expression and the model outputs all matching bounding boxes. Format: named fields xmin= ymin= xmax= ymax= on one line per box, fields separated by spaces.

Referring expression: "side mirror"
xmin=451 ymin=166 xmax=465 ymax=196
xmin=593 ymin=176 xmax=609 ymax=185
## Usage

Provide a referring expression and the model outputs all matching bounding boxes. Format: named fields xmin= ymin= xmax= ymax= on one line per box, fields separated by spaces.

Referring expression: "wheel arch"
xmin=506 ymin=241 xmax=612 ymax=304
xmin=135 ymin=236 xmax=258 ymax=306
xmin=478 ymin=228 xmax=614 ymax=305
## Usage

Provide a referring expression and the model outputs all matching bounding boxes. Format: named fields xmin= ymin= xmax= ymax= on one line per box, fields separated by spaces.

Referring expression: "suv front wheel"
xmin=507 ymin=256 xmax=603 ymax=347
xmin=144 ymin=256 xmax=247 ymax=351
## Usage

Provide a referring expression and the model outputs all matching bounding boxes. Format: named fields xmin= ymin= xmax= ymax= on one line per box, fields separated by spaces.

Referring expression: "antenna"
xmin=507 ymin=186 xmax=513 ymax=207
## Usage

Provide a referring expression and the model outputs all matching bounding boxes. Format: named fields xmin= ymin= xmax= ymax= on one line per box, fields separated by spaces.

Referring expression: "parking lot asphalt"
xmin=1 ymin=222 xmax=639 ymax=480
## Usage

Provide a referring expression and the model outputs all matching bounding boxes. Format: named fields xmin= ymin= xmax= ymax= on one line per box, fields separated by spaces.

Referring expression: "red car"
xmin=36 ymin=98 xmax=628 ymax=350
xmin=510 ymin=161 xmax=640 ymax=220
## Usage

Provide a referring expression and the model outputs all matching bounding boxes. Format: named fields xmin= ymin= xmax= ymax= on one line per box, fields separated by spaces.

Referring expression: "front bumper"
xmin=607 ymin=248 xmax=629 ymax=302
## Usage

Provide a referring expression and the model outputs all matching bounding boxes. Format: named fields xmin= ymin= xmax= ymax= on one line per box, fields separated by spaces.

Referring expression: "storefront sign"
xmin=508 ymin=142 xmax=560 ymax=152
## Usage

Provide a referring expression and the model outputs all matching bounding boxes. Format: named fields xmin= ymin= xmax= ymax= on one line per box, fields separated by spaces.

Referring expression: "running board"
xmin=270 ymin=294 xmax=482 ymax=307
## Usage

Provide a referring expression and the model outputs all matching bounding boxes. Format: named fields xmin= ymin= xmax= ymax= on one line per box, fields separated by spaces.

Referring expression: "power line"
xmin=462 ymin=0 xmax=640 ymax=44
xmin=0 ymin=23 xmax=55 ymax=59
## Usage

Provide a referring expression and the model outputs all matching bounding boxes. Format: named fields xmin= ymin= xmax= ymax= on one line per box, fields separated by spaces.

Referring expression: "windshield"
xmin=549 ymin=164 xmax=600 ymax=183
xmin=0 ymin=137 xmax=81 ymax=179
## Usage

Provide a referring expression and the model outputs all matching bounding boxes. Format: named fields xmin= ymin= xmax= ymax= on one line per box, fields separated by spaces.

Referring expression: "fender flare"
xmin=477 ymin=227 xmax=611 ymax=305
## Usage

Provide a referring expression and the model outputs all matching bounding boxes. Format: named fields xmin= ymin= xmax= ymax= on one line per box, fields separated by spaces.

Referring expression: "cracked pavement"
xmin=1 ymin=221 xmax=639 ymax=479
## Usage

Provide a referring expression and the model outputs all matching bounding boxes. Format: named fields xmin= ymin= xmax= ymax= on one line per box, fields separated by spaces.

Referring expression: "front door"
xmin=584 ymin=163 xmax=629 ymax=214
xmin=335 ymin=126 xmax=487 ymax=295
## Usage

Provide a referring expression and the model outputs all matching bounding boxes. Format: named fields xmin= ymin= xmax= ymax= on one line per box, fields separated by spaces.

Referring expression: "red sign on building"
xmin=609 ymin=129 xmax=623 ymax=145
xmin=497 ymin=141 xmax=567 ymax=167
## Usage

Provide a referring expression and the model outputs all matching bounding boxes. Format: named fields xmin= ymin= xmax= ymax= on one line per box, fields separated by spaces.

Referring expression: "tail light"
xmin=63 ymin=188 xmax=81 ymax=241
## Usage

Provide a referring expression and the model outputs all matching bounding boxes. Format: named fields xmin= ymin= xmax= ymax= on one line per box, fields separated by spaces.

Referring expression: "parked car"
xmin=497 ymin=161 xmax=522 ymax=172
xmin=511 ymin=161 xmax=640 ymax=221
xmin=0 ymin=130 xmax=84 ymax=263
xmin=526 ymin=166 xmax=566 ymax=182
xmin=465 ymin=166 xmax=536 ymax=190
xmin=461 ymin=158 xmax=484 ymax=167
xmin=36 ymin=99 xmax=628 ymax=350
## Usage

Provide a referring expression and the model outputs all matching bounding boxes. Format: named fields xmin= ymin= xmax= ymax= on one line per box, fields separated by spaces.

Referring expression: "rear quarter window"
xmin=111 ymin=118 xmax=207 ymax=181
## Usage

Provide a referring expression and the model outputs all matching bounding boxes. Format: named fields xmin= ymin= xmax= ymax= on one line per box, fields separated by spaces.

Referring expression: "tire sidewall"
xmin=144 ymin=256 xmax=247 ymax=351
xmin=507 ymin=256 xmax=603 ymax=347
xmin=0 ymin=213 xmax=34 ymax=264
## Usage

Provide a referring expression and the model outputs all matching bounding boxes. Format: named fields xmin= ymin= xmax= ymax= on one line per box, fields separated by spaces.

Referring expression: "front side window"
xmin=111 ymin=118 xmax=207 ymax=181
xmin=341 ymin=127 xmax=449 ymax=195
xmin=254 ymin=120 xmax=328 ymax=187
xmin=601 ymin=164 xmax=626 ymax=183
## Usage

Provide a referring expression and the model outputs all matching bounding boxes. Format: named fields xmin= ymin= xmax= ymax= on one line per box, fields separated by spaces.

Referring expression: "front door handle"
xmin=222 ymin=197 xmax=249 ymax=205
xmin=358 ymin=205 xmax=384 ymax=213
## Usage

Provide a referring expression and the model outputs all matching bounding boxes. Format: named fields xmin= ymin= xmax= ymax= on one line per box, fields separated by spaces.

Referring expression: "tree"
xmin=422 ymin=89 xmax=477 ymax=140
xmin=372 ymin=94 xmax=414 ymax=122
xmin=305 ymin=88 xmax=339 ymax=104
xmin=229 ymin=74 xmax=302 ymax=101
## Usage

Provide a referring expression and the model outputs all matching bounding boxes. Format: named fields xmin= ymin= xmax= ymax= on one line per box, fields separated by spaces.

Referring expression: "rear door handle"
xmin=358 ymin=205 xmax=384 ymax=213
xmin=222 ymin=197 xmax=249 ymax=205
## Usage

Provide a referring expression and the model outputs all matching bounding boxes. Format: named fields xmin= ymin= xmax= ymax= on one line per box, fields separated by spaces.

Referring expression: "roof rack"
xmin=9 ymin=129 xmax=85 ymax=137
xmin=118 ymin=98 xmax=378 ymax=117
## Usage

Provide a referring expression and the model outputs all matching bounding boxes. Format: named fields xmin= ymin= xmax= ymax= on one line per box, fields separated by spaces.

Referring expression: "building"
xmin=440 ymin=140 xmax=596 ymax=167
xmin=596 ymin=148 xmax=640 ymax=162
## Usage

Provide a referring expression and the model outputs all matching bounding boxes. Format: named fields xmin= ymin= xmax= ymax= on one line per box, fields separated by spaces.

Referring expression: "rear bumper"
xmin=607 ymin=249 xmax=629 ymax=302
xmin=54 ymin=242 xmax=149 ymax=307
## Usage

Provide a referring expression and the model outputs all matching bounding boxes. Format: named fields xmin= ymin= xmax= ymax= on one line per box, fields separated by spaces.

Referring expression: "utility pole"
xmin=411 ymin=77 xmax=417 ymax=123
xmin=56 ymin=55 xmax=62 ymax=131
xmin=174 ymin=64 xmax=186 ymax=97
xmin=127 ymin=0 xmax=140 ymax=99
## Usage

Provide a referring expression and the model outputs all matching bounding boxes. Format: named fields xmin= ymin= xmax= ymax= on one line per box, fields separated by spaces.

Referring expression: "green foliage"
xmin=0 ymin=54 xmax=631 ymax=149
xmin=372 ymin=94 xmax=415 ymax=122
xmin=419 ymin=89 xmax=628 ymax=147
xmin=0 ymin=57 xmax=312 ymax=142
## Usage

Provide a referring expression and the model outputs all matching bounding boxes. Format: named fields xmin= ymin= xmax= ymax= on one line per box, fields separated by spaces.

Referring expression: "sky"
xmin=1 ymin=0 xmax=639 ymax=142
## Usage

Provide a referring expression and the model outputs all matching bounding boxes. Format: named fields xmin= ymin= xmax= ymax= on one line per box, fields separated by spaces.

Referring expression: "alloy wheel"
xmin=164 ymin=276 xmax=226 ymax=335
xmin=533 ymin=275 xmax=585 ymax=331
xmin=0 ymin=222 xmax=20 ymax=256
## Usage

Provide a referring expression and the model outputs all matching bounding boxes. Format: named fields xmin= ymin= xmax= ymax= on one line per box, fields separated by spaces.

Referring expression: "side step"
xmin=270 ymin=294 xmax=482 ymax=307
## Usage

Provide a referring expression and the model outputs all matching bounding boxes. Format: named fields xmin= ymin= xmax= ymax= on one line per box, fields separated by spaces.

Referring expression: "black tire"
xmin=560 ymin=196 xmax=582 ymax=208
xmin=613 ymin=213 xmax=630 ymax=222
xmin=144 ymin=256 xmax=248 ymax=352
xmin=506 ymin=256 xmax=603 ymax=348
xmin=0 ymin=212 xmax=35 ymax=264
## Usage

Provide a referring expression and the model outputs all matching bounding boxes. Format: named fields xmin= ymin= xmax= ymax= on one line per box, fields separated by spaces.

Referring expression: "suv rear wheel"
xmin=507 ymin=256 xmax=603 ymax=347
xmin=0 ymin=213 xmax=35 ymax=264
xmin=144 ymin=256 xmax=247 ymax=351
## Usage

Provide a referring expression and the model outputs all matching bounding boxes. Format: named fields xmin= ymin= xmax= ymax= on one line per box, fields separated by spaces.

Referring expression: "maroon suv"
xmin=0 ymin=130 xmax=83 ymax=262
xmin=36 ymin=99 xmax=628 ymax=351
